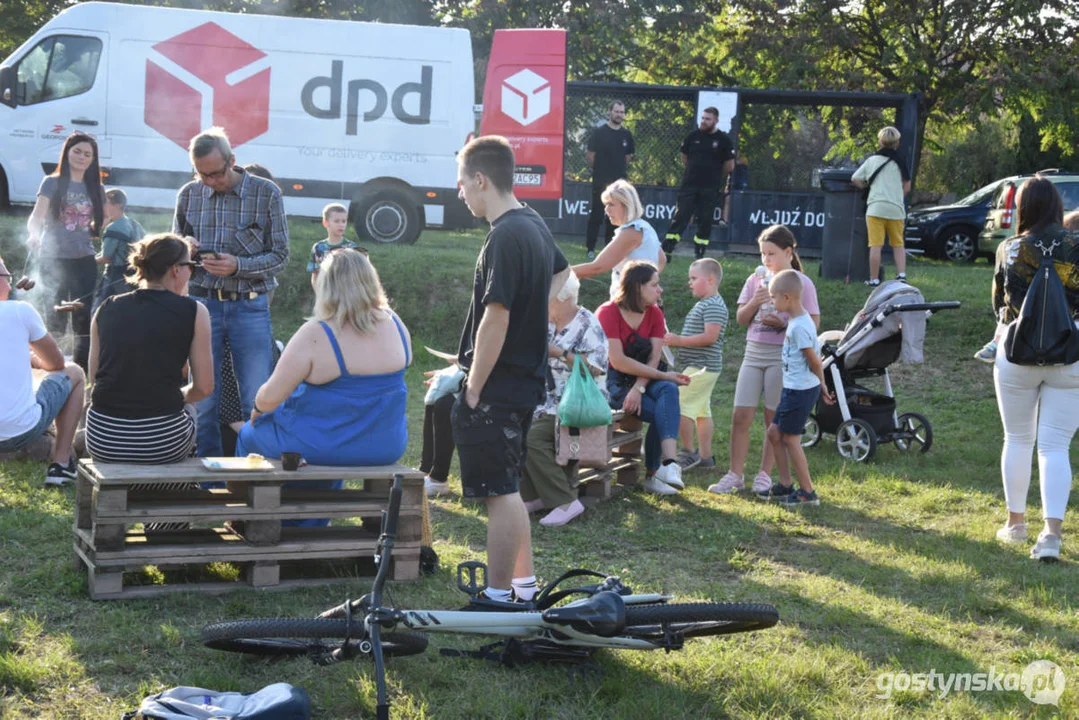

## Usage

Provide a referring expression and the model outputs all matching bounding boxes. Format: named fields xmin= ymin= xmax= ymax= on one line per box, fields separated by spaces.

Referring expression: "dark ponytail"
xmin=758 ymin=224 xmax=802 ymax=272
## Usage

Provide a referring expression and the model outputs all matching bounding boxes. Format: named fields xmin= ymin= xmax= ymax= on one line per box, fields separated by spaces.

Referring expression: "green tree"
xmin=682 ymin=0 xmax=1079 ymax=175
xmin=0 ymin=0 xmax=70 ymax=60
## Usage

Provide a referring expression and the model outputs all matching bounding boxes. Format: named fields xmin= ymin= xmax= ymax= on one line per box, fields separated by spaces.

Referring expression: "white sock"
xmin=485 ymin=587 xmax=512 ymax=601
xmin=511 ymin=575 xmax=538 ymax=601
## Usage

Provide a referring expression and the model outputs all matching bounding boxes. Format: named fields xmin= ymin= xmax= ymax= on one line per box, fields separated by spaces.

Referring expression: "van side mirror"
xmin=0 ymin=66 xmax=14 ymax=107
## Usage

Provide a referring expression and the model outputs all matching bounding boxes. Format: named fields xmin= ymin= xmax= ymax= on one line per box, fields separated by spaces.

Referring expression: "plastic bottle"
xmin=755 ymin=265 xmax=776 ymax=321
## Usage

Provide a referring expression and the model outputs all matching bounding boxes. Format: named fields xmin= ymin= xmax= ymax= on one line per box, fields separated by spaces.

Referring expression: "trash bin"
xmin=819 ymin=168 xmax=870 ymax=282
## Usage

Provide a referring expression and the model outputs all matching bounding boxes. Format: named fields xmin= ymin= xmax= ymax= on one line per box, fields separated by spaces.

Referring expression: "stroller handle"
xmin=885 ymin=301 xmax=961 ymax=315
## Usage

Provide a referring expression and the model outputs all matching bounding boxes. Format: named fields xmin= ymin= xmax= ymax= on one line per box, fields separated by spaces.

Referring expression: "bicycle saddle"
xmin=541 ymin=591 xmax=626 ymax=637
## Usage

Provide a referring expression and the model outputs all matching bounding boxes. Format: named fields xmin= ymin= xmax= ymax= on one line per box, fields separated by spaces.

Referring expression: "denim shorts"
xmin=451 ymin=396 xmax=533 ymax=499
xmin=773 ymin=386 xmax=820 ymax=435
xmin=0 ymin=373 xmax=72 ymax=453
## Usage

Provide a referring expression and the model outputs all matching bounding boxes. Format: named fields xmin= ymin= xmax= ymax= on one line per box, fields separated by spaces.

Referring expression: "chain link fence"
xmin=566 ymin=83 xmax=895 ymax=192
xmin=565 ymin=84 xmax=696 ymax=188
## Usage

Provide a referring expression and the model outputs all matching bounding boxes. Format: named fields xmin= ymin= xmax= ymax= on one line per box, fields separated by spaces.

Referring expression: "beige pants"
xmin=733 ymin=341 xmax=783 ymax=410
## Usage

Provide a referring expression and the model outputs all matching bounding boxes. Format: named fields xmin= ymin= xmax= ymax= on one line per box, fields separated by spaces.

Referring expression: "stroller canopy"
xmin=836 ymin=281 xmax=929 ymax=367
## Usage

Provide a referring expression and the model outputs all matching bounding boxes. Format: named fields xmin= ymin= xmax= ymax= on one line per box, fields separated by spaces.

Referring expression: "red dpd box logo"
xmin=145 ymin=23 xmax=270 ymax=149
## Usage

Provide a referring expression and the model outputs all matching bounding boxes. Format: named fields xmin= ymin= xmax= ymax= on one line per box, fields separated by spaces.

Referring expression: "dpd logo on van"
xmin=145 ymin=23 xmax=271 ymax=149
xmin=501 ymin=69 xmax=550 ymax=126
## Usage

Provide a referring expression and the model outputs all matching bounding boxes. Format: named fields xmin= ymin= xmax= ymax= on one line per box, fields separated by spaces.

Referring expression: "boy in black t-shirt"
xmin=663 ymin=106 xmax=735 ymax=261
xmin=454 ymin=136 xmax=569 ymax=605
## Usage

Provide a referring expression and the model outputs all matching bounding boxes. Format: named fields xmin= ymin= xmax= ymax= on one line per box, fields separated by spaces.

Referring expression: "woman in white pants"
xmin=992 ymin=176 xmax=1079 ymax=561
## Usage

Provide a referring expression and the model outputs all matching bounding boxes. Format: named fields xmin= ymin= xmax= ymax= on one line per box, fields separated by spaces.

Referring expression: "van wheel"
xmin=0 ymin=167 xmax=9 ymax=207
xmin=353 ymin=189 xmax=421 ymax=245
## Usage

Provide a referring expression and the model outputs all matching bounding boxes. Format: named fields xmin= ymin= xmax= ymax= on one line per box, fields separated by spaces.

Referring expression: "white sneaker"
xmin=642 ymin=474 xmax=678 ymax=496
xmin=707 ymin=471 xmax=744 ymax=495
xmin=1030 ymin=531 xmax=1061 ymax=562
xmin=654 ymin=462 xmax=684 ymax=490
xmin=751 ymin=472 xmax=773 ymax=494
xmin=995 ymin=522 xmax=1027 ymax=544
xmin=424 ymin=477 xmax=450 ymax=497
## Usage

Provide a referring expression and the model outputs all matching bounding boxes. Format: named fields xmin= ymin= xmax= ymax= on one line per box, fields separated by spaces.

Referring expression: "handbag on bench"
xmin=555 ymin=421 xmax=610 ymax=468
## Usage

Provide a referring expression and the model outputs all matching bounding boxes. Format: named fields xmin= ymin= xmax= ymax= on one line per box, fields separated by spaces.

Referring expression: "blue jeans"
xmin=0 ymin=373 xmax=72 ymax=453
xmin=611 ymin=380 xmax=682 ymax=471
xmin=194 ymin=293 xmax=273 ymax=458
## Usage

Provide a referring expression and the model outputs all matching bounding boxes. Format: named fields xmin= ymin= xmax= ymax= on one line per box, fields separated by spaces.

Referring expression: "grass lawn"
xmin=0 ymin=209 xmax=1076 ymax=718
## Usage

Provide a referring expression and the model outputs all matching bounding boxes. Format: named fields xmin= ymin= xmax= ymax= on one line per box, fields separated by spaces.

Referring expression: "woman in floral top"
xmin=991 ymin=176 xmax=1079 ymax=562
xmin=520 ymin=272 xmax=609 ymax=527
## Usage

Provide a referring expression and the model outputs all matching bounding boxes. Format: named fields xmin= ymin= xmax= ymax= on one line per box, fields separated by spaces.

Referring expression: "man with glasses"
xmin=173 ymin=127 xmax=289 ymax=458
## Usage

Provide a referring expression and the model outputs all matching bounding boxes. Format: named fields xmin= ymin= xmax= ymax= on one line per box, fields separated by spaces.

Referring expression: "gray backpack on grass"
xmin=122 ymin=683 xmax=310 ymax=720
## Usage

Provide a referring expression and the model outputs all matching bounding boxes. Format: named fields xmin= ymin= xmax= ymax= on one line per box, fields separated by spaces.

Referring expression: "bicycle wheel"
xmin=623 ymin=602 xmax=778 ymax=640
xmin=200 ymin=618 xmax=428 ymax=658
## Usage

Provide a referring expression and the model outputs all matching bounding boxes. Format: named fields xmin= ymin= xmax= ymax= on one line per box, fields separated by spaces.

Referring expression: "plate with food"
xmin=200 ymin=454 xmax=275 ymax=472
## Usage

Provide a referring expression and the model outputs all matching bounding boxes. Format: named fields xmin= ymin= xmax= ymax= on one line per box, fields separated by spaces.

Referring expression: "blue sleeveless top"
xmin=242 ymin=315 xmax=410 ymax=466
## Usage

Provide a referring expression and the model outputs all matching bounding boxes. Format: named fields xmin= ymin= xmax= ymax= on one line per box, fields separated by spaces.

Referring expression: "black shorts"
xmin=773 ymin=386 xmax=820 ymax=435
xmin=451 ymin=396 xmax=534 ymax=499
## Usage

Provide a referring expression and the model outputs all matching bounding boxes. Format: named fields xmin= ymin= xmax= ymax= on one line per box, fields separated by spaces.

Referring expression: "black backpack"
xmin=1004 ymin=237 xmax=1079 ymax=366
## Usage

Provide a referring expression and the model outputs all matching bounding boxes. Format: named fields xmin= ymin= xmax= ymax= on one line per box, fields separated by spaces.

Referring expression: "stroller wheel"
xmin=836 ymin=418 xmax=877 ymax=462
xmin=800 ymin=414 xmax=821 ymax=448
xmin=894 ymin=412 xmax=933 ymax=453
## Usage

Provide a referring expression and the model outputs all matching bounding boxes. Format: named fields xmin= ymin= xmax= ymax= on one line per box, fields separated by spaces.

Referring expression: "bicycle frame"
xmin=370 ymin=594 xmax=673 ymax=650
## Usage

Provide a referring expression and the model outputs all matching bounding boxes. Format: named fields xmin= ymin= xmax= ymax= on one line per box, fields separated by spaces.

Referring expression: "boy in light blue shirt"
xmin=757 ymin=269 xmax=834 ymax=505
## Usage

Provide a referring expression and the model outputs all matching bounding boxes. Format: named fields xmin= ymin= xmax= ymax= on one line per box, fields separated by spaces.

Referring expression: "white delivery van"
xmin=0 ymin=1 xmax=476 ymax=243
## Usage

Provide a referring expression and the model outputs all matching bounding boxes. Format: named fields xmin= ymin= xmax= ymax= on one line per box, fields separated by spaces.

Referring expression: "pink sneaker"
xmin=752 ymin=472 xmax=773 ymax=494
xmin=707 ymin=472 xmax=745 ymax=495
xmin=539 ymin=500 xmax=585 ymax=527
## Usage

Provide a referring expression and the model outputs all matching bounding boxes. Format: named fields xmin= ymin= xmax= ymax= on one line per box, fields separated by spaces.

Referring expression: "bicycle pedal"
xmin=456 ymin=560 xmax=488 ymax=597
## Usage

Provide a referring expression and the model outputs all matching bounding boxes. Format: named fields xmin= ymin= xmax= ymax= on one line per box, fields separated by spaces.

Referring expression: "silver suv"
xmin=977 ymin=170 xmax=1079 ymax=257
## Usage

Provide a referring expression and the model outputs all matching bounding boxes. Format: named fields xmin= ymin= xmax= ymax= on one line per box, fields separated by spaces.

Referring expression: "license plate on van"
xmin=514 ymin=172 xmax=543 ymax=186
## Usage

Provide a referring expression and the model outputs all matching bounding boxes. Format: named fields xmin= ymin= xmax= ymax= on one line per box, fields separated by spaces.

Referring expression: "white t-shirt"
xmin=0 ymin=301 xmax=48 ymax=439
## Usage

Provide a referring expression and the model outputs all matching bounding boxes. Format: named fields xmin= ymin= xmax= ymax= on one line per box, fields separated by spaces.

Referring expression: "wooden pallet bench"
xmin=73 ymin=459 xmax=426 ymax=600
xmin=576 ymin=412 xmax=643 ymax=503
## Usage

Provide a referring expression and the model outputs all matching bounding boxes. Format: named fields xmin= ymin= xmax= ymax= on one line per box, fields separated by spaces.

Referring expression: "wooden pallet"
xmin=73 ymin=459 xmax=426 ymax=600
xmin=576 ymin=413 xmax=643 ymax=503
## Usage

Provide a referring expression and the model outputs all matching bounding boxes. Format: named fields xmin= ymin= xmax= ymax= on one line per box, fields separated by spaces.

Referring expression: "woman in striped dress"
xmin=86 ymin=233 xmax=213 ymax=464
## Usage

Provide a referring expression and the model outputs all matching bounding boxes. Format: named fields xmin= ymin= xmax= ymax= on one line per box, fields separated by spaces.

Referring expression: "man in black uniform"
xmin=584 ymin=100 xmax=634 ymax=259
xmin=663 ymin=106 xmax=735 ymax=260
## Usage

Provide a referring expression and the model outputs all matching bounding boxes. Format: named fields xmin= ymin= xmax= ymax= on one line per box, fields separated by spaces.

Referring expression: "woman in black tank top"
xmin=86 ymin=233 xmax=213 ymax=464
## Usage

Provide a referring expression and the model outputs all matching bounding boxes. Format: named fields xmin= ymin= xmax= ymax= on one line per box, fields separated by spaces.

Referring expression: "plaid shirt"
xmin=172 ymin=168 xmax=290 ymax=294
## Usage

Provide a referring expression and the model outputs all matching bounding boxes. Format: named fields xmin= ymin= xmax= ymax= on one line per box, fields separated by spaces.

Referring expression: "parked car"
xmin=977 ymin=170 xmax=1079 ymax=257
xmin=904 ymin=180 xmax=1002 ymax=262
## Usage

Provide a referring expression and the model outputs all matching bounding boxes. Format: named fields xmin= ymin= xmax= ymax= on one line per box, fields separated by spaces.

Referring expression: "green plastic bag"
xmin=558 ymin=354 xmax=612 ymax=428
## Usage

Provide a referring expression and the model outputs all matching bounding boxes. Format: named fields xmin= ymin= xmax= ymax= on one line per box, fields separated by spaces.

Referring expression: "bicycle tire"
xmin=200 ymin=618 xmax=428 ymax=658
xmin=622 ymin=602 xmax=778 ymax=639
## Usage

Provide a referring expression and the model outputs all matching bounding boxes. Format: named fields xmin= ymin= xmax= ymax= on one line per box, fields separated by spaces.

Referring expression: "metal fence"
xmin=555 ymin=83 xmax=913 ymax=252
xmin=565 ymin=83 xmax=696 ymax=188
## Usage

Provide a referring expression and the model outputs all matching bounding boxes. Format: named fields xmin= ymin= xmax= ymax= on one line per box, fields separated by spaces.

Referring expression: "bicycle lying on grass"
xmin=202 ymin=475 xmax=779 ymax=719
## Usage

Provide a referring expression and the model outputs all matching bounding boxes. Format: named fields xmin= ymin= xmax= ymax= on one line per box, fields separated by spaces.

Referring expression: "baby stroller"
xmin=801 ymin=281 xmax=959 ymax=462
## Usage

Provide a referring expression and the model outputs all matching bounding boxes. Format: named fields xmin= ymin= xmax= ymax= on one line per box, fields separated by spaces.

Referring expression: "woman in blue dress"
xmin=237 ymin=248 xmax=411 ymax=525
